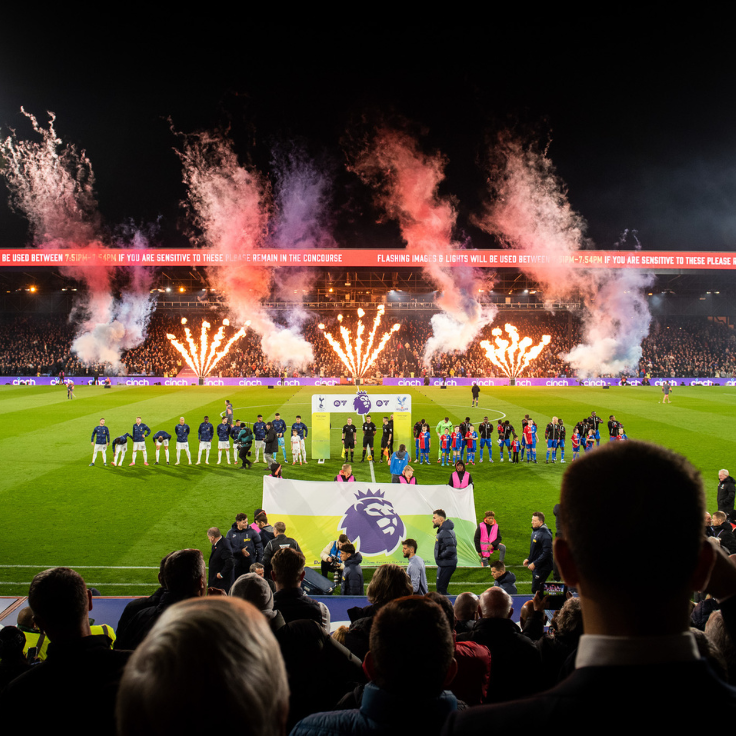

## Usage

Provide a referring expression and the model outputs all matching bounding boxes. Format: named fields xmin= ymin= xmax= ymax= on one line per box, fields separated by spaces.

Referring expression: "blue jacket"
xmin=273 ymin=418 xmax=287 ymax=437
xmin=152 ymin=430 xmax=171 ymax=442
xmin=528 ymin=524 xmax=553 ymax=569
xmin=90 ymin=426 xmax=110 ymax=445
xmin=112 ymin=433 xmax=131 ymax=447
xmin=493 ymin=571 xmax=518 ymax=595
xmin=227 ymin=522 xmax=264 ymax=565
xmin=253 ymin=421 xmax=267 ymax=440
xmin=434 ymin=519 xmax=457 ymax=568
xmin=290 ymin=682 xmax=457 ymax=736
xmin=291 ymin=421 xmax=308 ymax=439
xmin=198 ymin=422 xmax=214 ymax=442
xmin=389 ymin=450 xmax=409 ymax=476
xmin=341 ymin=552 xmax=364 ymax=596
xmin=174 ymin=423 xmax=190 ymax=442
xmin=131 ymin=423 xmax=151 ymax=442
xmin=216 ymin=424 xmax=231 ymax=441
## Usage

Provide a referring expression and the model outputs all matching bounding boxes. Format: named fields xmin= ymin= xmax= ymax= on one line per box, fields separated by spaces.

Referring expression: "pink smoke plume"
xmin=0 ymin=109 xmax=155 ymax=369
xmin=175 ymin=129 xmax=314 ymax=368
xmin=476 ymin=134 xmax=652 ymax=376
xmin=351 ymin=126 xmax=494 ymax=363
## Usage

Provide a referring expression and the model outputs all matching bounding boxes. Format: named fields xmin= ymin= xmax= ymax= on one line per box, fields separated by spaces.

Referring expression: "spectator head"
xmin=454 ymin=460 xmax=465 ymax=472
xmin=255 ymin=512 xmax=269 ymax=527
xmin=453 ymin=591 xmax=479 ymax=621
xmin=713 ymin=511 xmax=728 ymax=525
xmin=432 ymin=509 xmax=447 ymax=528
xmin=273 ymin=521 xmax=286 ymax=536
xmin=401 ymin=538 xmax=418 ymax=558
xmin=366 ymin=563 xmax=414 ymax=610
xmin=425 ymin=590 xmax=455 ymax=631
xmin=158 ymin=552 xmax=173 ymax=587
xmin=519 ymin=600 xmax=535 ymax=627
xmin=229 ymin=573 xmax=277 ymax=621
xmin=17 ymin=606 xmax=36 ymax=630
xmin=704 ymin=611 xmax=735 ymax=666
xmin=332 ymin=625 xmax=349 ymax=646
xmin=28 ymin=567 xmax=91 ymax=640
xmin=403 ymin=465 xmax=414 ymax=480
xmin=0 ymin=626 xmax=27 ymax=664
xmin=250 ymin=563 xmax=265 ymax=576
xmin=116 ymin=598 xmax=288 ymax=736
xmin=479 ymin=587 xmax=513 ymax=619
xmin=271 ymin=548 xmax=306 ymax=589
xmin=366 ymin=597 xmax=457 ymax=697
xmin=550 ymin=597 xmax=583 ymax=641
xmin=163 ymin=549 xmax=207 ymax=600
xmin=490 ymin=561 xmax=506 ymax=578
xmin=556 ymin=441 xmax=711 ymax=634
xmin=719 ymin=469 xmax=729 ymax=481
xmin=340 ymin=543 xmax=356 ymax=561
xmin=532 ymin=512 xmax=545 ymax=527
xmin=706 ymin=512 xmax=713 ymax=526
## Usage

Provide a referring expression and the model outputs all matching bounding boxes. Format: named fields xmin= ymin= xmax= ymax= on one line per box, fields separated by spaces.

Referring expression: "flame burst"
xmin=167 ymin=318 xmax=250 ymax=377
xmin=480 ymin=324 xmax=551 ymax=378
xmin=319 ymin=306 xmax=400 ymax=378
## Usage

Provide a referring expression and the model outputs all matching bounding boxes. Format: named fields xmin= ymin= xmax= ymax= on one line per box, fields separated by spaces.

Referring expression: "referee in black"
xmin=342 ymin=417 xmax=357 ymax=463
xmin=361 ymin=415 xmax=377 ymax=462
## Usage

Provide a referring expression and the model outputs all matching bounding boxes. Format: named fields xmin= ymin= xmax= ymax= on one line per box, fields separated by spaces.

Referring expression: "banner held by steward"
xmin=262 ymin=476 xmax=477 ymax=566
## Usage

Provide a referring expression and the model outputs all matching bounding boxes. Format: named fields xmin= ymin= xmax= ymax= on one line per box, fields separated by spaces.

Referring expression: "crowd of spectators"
xmin=1 ymin=311 xmax=735 ymax=379
xmin=2 ymin=442 xmax=736 ymax=732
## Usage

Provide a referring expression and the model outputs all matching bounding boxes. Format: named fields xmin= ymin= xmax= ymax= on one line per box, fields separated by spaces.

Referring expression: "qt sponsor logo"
xmin=126 ymin=379 xmax=149 ymax=386
xmin=238 ymin=379 xmax=263 ymax=386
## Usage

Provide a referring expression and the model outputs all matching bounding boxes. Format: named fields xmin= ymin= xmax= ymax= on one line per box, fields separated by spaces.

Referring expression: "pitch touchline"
xmin=0 ymin=580 xmax=533 ymax=587
xmin=0 ymin=563 xmax=527 ymax=570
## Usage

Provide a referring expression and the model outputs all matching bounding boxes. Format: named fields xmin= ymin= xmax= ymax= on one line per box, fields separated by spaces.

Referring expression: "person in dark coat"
xmin=270 ymin=548 xmax=323 ymax=626
xmin=262 ymin=521 xmax=302 ymax=579
xmin=207 ymin=527 xmax=234 ymax=592
xmin=718 ymin=469 xmax=736 ymax=514
xmin=227 ymin=513 xmax=264 ymax=578
xmin=523 ymin=511 xmax=553 ymax=593
xmin=491 ymin=561 xmax=518 ymax=594
xmin=712 ymin=511 xmax=736 ymax=554
xmin=264 ymin=422 xmax=278 ymax=466
xmin=236 ymin=425 xmax=253 ymax=469
xmin=115 ymin=553 xmax=170 ymax=643
xmin=0 ymin=626 xmax=31 ymax=690
xmin=433 ymin=509 xmax=457 ymax=596
xmin=341 ymin=544 xmax=364 ymax=595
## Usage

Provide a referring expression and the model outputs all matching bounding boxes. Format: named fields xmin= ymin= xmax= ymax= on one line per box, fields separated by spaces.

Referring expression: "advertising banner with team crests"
xmin=262 ymin=476 xmax=478 ymax=567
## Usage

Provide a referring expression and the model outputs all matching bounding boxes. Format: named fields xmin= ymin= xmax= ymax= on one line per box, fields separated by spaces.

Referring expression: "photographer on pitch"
xmin=320 ymin=534 xmax=350 ymax=583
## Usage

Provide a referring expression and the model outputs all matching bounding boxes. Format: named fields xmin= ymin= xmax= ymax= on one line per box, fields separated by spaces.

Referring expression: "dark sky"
xmin=2 ymin=22 xmax=736 ymax=252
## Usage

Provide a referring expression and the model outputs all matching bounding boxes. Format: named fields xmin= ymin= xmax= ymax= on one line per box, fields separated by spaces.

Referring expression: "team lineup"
xmin=88 ymin=393 xmax=629 ymax=470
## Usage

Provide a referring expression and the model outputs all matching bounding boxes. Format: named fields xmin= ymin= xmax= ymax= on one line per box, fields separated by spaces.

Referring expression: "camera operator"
xmin=320 ymin=534 xmax=350 ymax=584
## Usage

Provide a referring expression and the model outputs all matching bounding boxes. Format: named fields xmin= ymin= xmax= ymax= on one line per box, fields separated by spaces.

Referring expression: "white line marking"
xmin=0 ymin=565 xmax=158 ymax=569
xmin=369 ymin=458 xmax=376 ymax=483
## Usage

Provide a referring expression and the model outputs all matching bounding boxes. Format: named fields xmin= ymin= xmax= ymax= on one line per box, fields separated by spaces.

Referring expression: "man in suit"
xmin=443 ymin=441 xmax=736 ymax=732
xmin=207 ymin=527 xmax=234 ymax=592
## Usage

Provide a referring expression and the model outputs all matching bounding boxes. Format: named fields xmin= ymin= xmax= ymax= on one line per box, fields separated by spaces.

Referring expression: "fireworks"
xmin=318 ymin=306 xmax=400 ymax=379
xmin=167 ymin=318 xmax=249 ymax=377
xmin=480 ymin=324 xmax=551 ymax=378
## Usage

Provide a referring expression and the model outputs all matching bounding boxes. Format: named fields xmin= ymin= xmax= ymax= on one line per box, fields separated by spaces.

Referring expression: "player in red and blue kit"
xmin=523 ymin=422 xmax=534 ymax=463
xmin=440 ymin=432 xmax=451 ymax=466
xmin=571 ymin=429 xmax=581 ymax=460
xmin=584 ymin=430 xmax=596 ymax=452
xmin=419 ymin=425 xmax=431 ymax=464
xmin=558 ymin=419 xmax=567 ymax=463
xmin=451 ymin=427 xmax=464 ymax=463
xmin=465 ymin=426 xmax=478 ymax=465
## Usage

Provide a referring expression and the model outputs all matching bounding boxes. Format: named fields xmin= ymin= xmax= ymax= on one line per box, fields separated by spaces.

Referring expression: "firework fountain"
xmin=166 ymin=318 xmax=249 ymax=378
xmin=480 ymin=324 xmax=551 ymax=378
xmin=318 ymin=306 xmax=400 ymax=380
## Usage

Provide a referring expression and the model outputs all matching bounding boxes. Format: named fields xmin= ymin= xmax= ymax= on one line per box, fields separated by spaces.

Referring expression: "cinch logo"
xmin=283 ymin=380 xmax=301 ymax=386
xmin=12 ymin=378 xmax=35 ymax=385
xmin=164 ymin=379 xmax=189 ymax=385
xmin=315 ymin=379 xmax=337 ymax=386
xmin=205 ymin=379 xmax=224 ymax=386
xmin=238 ymin=380 xmax=263 ymax=386
xmin=726 ymin=380 xmax=736 ymax=386
xmin=691 ymin=380 xmax=713 ymax=386
xmin=581 ymin=380 xmax=606 ymax=386
xmin=629 ymin=380 xmax=641 ymax=386
xmin=50 ymin=378 xmax=60 ymax=385
xmin=433 ymin=380 xmax=457 ymax=386
xmin=398 ymin=379 xmax=421 ymax=386
xmin=546 ymin=380 xmax=569 ymax=386
xmin=126 ymin=379 xmax=149 ymax=386
xmin=654 ymin=380 xmax=677 ymax=387
xmin=516 ymin=379 xmax=531 ymax=386
xmin=474 ymin=380 xmax=496 ymax=386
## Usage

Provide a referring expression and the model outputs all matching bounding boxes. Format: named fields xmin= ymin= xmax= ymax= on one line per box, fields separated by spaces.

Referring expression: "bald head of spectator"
xmin=479 ymin=587 xmax=513 ymax=619
xmin=116 ymin=597 xmax=289 ymax=736
xmin=453 ymin=592 xmax=479 ymax=622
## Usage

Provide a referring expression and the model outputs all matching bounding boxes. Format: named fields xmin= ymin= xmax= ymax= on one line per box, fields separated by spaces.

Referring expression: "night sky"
xmin=2 ymin=23 xmax=735 ymax=253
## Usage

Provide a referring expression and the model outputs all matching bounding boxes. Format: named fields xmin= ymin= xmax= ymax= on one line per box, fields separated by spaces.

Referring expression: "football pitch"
xmin=1 ymin=384 xmax=733 ymax=597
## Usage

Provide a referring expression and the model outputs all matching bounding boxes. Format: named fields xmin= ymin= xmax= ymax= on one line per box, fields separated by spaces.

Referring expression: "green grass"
xmin=1 ymin=384 xmax=733 ymax=597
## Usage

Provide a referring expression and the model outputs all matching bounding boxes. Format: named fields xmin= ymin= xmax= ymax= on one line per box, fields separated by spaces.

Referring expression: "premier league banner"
xmin=262 ymin=476 xmax=478 ymax=567
xmin=311 ymin=392 xmax=412 ymax=413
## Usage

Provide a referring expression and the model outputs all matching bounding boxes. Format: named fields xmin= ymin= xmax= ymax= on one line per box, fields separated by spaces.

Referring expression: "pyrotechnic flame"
xmin=319 ymin=306 xmax=400 ymax=378
xmin=480 ymin=324 xmax=551 ymax=378
xmin=167 ymin=318 xmax=247 ymax=377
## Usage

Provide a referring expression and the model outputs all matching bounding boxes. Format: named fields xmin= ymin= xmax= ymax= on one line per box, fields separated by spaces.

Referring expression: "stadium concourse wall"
xmin=5 ymin=376 xmax=736 ymax=387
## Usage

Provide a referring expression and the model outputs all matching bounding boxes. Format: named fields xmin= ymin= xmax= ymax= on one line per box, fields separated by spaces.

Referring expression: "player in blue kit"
xmin=291 ymin=415 xmax=309 ymax=464
xmin=558 ymin=419 xmax=567 ymax=463
xmin=216 ymin=417 xmax=232 ymax=465
xmin=273 ymin=412 xmax=288 ymax=462
xmin=252 ymin=414 xmax=267 ymax=464
xmin=174 ymin=417 xmax=192 ymax=465
xmin=89 ymin=418 xmax=110 ymax=466
xmin=129 ymin=417 xmax=151 ymax=466
xmin=111 ymin=433 xmax=132 ymax=466
xmin=197 ymin=415 xmax=214 ymax=465
xmin=152 ymin=430 xmax=172 ymax=465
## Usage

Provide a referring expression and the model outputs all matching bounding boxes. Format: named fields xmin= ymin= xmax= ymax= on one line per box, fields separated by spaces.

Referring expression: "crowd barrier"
xmin=5 ymin=376 xmax=736 ymax=387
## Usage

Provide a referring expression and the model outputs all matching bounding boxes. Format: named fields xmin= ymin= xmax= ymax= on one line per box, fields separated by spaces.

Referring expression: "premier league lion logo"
xmin=340 ymin=488 xmax=406 ymax=555
xmin=353 ymin=391 xmax=372 ymax=415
